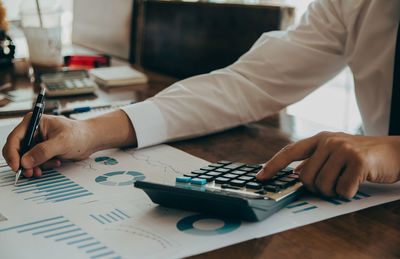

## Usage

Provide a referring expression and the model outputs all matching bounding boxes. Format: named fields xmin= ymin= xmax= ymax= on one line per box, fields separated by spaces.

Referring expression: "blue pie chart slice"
xmin=177 ymin=214 xmax=241 ymax=236
xmin=95 ymin=171 xmax=145 ymax=186
xmin=95 ymin=156 xmax=118 ymax=165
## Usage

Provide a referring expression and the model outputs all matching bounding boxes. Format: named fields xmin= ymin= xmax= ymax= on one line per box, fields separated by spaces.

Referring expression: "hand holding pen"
xmin=14 ymin=88 xmax=46 ymax=185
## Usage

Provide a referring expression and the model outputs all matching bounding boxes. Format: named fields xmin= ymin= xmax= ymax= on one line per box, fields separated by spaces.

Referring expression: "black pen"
xmin=15 ymin=88 xmax=46 ymax=185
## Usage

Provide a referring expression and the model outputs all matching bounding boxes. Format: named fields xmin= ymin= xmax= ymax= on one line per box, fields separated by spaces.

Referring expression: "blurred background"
xmin=1 ymin=0 xmax=362 ymax=133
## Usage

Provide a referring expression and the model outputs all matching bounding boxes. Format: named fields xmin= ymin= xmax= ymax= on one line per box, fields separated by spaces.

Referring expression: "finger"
xmin=314 ymin=150 xmax=346 ymax=197
xmin=41 ymin=159 xmax=62 ymax=170
xmin=21 ymin=138 xmax=65 ymax=169
xmin=2 ymin=115 xmax=32 ymax=171
xmin=257 ymin=136 xmax=319 ymax=180
xmin=335 ymin=165 xmax=362 ymax=199
xmin=33 ymin=167 xmax=42 ymax=178
xmin=22 ymin=168 xmax=34 ymax=178
xmin=299 ymin=143 xmax=332 ymax=194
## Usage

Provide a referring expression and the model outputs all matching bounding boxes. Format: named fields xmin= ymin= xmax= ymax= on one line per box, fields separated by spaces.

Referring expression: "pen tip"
xmin=14 ymin=169 xmax=22 ymax=186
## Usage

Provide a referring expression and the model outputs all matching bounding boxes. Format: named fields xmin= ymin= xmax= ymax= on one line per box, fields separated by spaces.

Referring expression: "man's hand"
xmin=256 ymin=132 xmax=400 ymax=199
xmin=2 ymin=110 xmax=137 ymax=178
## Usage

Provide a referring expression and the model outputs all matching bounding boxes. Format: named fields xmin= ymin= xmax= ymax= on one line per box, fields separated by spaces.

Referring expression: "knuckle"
xmin=316 ymin=131 xmax=331 ymax=139
xmin=281 ymin=143 xmax=295 ymax=155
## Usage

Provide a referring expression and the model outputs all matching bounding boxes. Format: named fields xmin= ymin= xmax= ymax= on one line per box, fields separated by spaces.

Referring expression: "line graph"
xmin=123 ymin=150 xmax=182 ymax=175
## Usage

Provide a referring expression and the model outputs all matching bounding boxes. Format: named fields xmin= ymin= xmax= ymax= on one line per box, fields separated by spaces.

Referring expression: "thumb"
xmin=21 ymin=138 xmax=64 ymax=169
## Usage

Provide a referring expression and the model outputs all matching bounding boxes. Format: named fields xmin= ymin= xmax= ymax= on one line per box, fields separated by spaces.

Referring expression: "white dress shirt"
xmin=122 ymin=0 xmax=400 ymax=148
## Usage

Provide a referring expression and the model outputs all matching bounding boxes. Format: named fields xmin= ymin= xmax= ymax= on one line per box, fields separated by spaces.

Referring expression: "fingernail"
xmin=21 ymin=155 xmax=35 ymax=169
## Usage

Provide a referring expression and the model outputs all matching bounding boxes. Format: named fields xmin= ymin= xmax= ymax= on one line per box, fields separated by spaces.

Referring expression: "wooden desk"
xmin=3 ymin=59 xmax=399 ymax=259
xmin=169 ymin=113 xmax=400 ymax=259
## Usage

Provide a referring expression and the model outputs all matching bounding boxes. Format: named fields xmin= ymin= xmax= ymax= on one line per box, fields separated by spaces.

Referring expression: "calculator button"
xmin=223 ymin=163 xmax=245 ymax=170
xmin=209 ymin=163 xmax=223 ymax=168
xmin=276 ymin=171 xmax=288 ymax=177
xmin=264 ymin=185 xmax=280 ymax=193
xmin=56 ymin=83 xmax=65 ymax=89
xmin=239 ymin=167 xmax=254 ymax=172
xmin=231 ymin=170 xmax=247 ymax=175
xmin=271 ymin=180 xmax=290 ymax=189
xmin=198 ymin=175 xmax=214 ymax=182
xmin=222 ymin=173 xmax=238 ymax=179
xmin=229 ymin=180 xmax=246 ymax=187
xmin=82 ymin=78 xmax=95 ymax=87
xmin=246 ymin=172 xmax=258 ymax=177
xmin=73 ymin=79 xmax=85 ymax=88
xmin=215 ymin=177 xmax=230 ymax=184
xmin=238 ymin=176 xmax=254 ymax=181
xmin=46 ymin=83 xmax=57 ymax=90
xmin=245 ymin=182 xmax=262 ymax=190
xmin=184 ymin=173 xmax=199 ymax=178
xmin=191 ymin=170 xmax=206 ymax=175
xmin=279 ymin=177 xmax=298 ymax=186
xmin=176 ymin=176 xmax=191 ymax=183
xmin=215 ymin=168 xmax=231 ymax=173
xmin=217 ymin=161 xmax=232 ymax=165
xmin=206 ymin=171 xmax=222 ymax=177
xmin=280 ymin=168 xmax=294 ymax=174
xmin=246 ymin=165 xmax=263 ymax=170
xmin=190 ymin=178 xmax=207 ymax=185
xmin=200 ymin=166 xmax=214 ymax=171
xmin=64 ymin=80 xmax=74 ymax=89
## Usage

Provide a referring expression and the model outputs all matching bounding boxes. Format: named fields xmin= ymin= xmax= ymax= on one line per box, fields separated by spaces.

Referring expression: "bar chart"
xmin=90 ymin=209 xmax=131 ymax=225
xmin=287 ymin=191 xmax=371 ymax=214
xmin=0 ymin=168 xmax=93 ymax=204
xmin=0 ymin=216 xmax=119 ymax=259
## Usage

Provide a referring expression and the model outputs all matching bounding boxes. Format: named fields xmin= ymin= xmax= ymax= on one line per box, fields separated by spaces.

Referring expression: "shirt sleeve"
xmin=123 ymin=0 xmax=349 ymax=148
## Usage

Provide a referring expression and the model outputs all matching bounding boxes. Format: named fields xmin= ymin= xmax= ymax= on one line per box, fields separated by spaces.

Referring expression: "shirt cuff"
xmin=121 ymin=100 xmax=168 ymax=148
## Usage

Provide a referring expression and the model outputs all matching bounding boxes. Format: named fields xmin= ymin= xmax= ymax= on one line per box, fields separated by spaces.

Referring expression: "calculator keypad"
xmin=40 ymin=70 xmax=98 ymax=97
xmin=176 ymin=161 xmax=303 ymax=201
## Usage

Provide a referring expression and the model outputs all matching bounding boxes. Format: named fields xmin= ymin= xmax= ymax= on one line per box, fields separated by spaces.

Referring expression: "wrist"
xmin=82 ymin=110 xmax=138 ymax=153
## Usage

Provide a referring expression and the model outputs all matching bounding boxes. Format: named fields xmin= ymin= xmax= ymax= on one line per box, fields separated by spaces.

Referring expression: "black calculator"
xmin=134 ymin=161 xmax=304 ymax=221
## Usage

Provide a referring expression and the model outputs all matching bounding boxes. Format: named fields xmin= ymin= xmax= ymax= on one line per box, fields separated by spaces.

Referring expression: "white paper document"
xmin=0 ymin=142 xmax=399 ymax=259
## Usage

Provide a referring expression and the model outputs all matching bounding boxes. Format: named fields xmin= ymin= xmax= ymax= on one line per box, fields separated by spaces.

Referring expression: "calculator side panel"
xmin=135 ymin=181 xmax=276 ymax=221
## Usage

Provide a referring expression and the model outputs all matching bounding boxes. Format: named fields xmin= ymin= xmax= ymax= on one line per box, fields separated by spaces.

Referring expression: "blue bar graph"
xmin=90 ymin=209 xmax=131 ymax=225
xmin=293 ymin=206 xmax=318 ymax=213
xmin=0 ymin=216 xmax=118 ymax=258
xmin=323 ymin=191 xmax=371 ymax=205
xmin=286 ymin=202 xmax=308 ymax=209
xmin=0 ymin=169 xmax=93 ymax=204
xmin=287 ymin=202 xmax=318 ymax=214
xmin=287 ymin=190 xmax=372 ymax=213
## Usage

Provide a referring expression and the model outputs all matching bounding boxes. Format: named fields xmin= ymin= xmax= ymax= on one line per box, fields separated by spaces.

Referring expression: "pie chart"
xmin=95 ymin=171 xmax=145 ymax=186
xmin=177 ymin=214 xmax=241 ymax=236
xmin=95 ymin=156 xmax=118 ymax=165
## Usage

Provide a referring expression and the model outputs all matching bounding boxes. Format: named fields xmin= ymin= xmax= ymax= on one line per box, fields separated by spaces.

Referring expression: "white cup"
xmin=20 ymin=0 xmax=63 ymax=67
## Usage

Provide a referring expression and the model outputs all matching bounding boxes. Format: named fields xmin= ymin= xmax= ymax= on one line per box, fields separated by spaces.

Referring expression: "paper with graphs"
xmin=0 ymin=131 xmax=399 ymax=258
